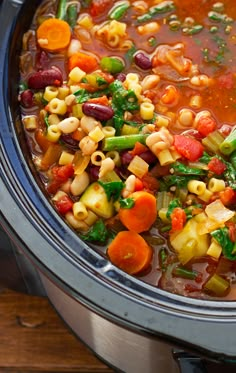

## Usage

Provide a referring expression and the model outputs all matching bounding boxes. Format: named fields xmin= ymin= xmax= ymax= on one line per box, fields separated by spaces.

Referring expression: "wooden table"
xmin=0 ymin=288 xmax=114 ymax=373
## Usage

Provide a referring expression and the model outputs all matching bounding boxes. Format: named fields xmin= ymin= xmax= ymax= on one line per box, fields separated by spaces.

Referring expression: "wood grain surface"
xmin=0 ymin=288 xmax=114 ymax=373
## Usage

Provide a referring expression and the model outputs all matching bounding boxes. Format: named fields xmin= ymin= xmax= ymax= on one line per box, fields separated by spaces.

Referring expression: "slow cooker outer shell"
xmin=1 ymin=0 xmax=236 ymax=362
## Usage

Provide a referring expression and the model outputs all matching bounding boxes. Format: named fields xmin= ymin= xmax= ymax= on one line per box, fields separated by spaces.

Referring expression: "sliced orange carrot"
xmin=107 ymin=231 xmax=153 ymax=275
xmin=68 ymin=52 xmax=98 ymax=73
xmin=119 ymin=191 xmax=157 ymax=233
xmin=37 ymin=18 xmax=71 ymax=51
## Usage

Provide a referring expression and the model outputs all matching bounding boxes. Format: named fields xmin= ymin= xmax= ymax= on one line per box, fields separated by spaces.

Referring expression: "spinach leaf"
xmin=119 ymin=197 xmax=135 ymax=209
xmin=166 ymin=198 xmax=181 ymax=219
xmin=160 ymin=175 xmax=196 ymax=191
xmin=80 ymin=219 xmax=110 ymax=244
xmin=211 ymin=227 xmax=236 ymax=260
xmin=98 ymin=180 xmax=124 ymax=201
xmin=171 ymin=161 xmax=206 ymax=176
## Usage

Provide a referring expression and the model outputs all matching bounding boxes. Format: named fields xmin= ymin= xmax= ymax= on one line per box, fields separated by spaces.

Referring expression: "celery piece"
xmin=204 ymin=274 xmax=229 ymax=296
xmin=220 ymin=129 xmax=236 ymax=155
xmin=102 ymin=134 xmax=148 ymax=151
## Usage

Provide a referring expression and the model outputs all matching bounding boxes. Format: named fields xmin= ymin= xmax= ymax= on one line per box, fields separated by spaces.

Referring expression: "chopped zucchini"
xmin=80 ymin=182 xmax=115 ymax=219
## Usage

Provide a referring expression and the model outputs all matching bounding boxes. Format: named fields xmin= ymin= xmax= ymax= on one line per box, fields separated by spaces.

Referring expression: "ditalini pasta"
xmin=19 ymin=0 xmax=236 ymax=300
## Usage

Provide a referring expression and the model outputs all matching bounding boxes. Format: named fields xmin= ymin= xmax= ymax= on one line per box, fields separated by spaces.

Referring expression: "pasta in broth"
xmin=19 ymin=0 xmax=236 ymax=300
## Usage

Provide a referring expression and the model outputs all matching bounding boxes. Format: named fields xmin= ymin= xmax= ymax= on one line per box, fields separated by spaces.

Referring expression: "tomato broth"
xmin=19 ymin=0 xmax=236 ymax=300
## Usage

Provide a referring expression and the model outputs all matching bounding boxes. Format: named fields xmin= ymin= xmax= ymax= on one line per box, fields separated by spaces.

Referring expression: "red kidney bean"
xmin=20 ymin=89 xmax=34 ymax=108
xmin=134 ymin=52 xmax=152 ymax=70
xmin=35 ymin=50 xmax=50 ymax=70
xmin=28 ymin=66 xmax=63 ymax=89
xmin=139 ymin=150 xmax=157 ymax=164
xmin=60 ymin=134 xmax=79 ymax=150
xmin=120 ymin=151 xmax=133 ymax=165
xmin=115 ymin=73 xmax=126 ymax=82
xmin=89 ymin=165 xmax=100 ymax=181
xmin=82 ymin=102 xmax=114 ymax=121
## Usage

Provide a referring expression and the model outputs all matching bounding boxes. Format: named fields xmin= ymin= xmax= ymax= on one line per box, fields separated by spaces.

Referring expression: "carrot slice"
xmin=37 ymin=18 xmax=71 ymax=51
xmin=68 ymin=52 xmax=98 ymax=73
xmin=107 ymin=231 xmax=153 ymax=275
xmin=119 ymin=191 xmax=157 ymax=233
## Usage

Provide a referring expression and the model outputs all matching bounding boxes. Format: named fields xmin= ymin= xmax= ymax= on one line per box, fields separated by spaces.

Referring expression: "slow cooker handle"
xmin=173 ymin=350 xmax=207 ymax=373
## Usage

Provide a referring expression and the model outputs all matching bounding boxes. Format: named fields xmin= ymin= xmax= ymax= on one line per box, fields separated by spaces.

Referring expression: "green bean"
xmin=208 ymin=11 xmax=223 ymax=22
xmin=102 ymin=134 xmax=148 ymax=151
xmin=219 ymin=129 xmax=236 ymax=155
xmin=109 ymin=2 xmax=130 ymax=20
xmin=173 ymin=266 xmax=198 ymax=280
xmin=67 ymin=4 xmax=78 ymax=28
xmin=56 ymin=0 xmax=67 ymax=20
xmin=182 ymin=24 xmax=203 ymax=35
xmin=159 ymin=247 xmax=168 ymax=271
xmin=137 ymin=1 xmax=175 ymax=23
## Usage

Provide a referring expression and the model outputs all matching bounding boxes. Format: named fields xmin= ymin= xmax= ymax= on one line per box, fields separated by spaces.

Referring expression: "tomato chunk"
xmin=55 ymin=195 xmax=73 ymax=215
xmin=208 ymin=157 xmax=227 ymax=175
xmin=174 ymin=135 xmax=204 ymax=161
xmin=47 ymin=164 xmax=74 ymax=194
xmin=197 ymin=116 xmax=217 ymax=137
xmin=171 ymin=207 xmax=186 ymax=231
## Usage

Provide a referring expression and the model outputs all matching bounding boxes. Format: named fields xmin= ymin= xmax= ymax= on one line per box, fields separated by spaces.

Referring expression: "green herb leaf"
xmin=98 ymin=180 xmax=124 ymax=201
xmin=211 ymin=227 xmax=236 ymax=260
xmin=80 ymin=219 xmax=110 ymax=244
xmin=119 ymin=197 xmax=135 ymax=209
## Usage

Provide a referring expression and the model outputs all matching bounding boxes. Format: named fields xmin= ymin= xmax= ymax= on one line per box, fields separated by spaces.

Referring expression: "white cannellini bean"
xmin=67 ymin=39 xmax=82 ymax=57
xmin=70 ymin=171 xmax=90 ymax=196
xmin=57 ymin=117 xmax=80 ymax=133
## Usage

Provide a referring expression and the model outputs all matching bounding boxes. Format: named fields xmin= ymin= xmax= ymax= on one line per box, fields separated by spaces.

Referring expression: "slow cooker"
xmin=1 ymin=1 xmax=236 ymax=372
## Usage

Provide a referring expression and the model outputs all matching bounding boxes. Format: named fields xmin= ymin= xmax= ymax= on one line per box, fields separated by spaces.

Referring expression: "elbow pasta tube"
xmin=125 ymin=73 xmax=139 ymax=87
xmin=99 ymin=157 xmax=115 ymax=178
xmin=208 ymin=178 xmax=226 ymax=192
xmin=157 ymin=149 xmax=175 ymax=166
xmin=70 ymin=171 xmax=90 ymax=196
xmin=69 ymin=67 xmax=86 ymax=83
xmin=46 ymin=124 xmax=61 ymax=142
xmin=106 ymin=150 xmax=121 ymax=166
xmin=102 ymin=126 xmax=116 ymax=138
xmin=187 ymin=180 xmax=206 ymax=195
xmin=90 ymin=151 xmax=106 ymax=166
xmin=48 ymin=98 xmax=67 ymax=115
xmin=73 ymin=201 xmax=89 ymax=220
xmin=48 ymin=114 xmax=60 ymax=125
xmin=140 ymin=102 xmax=155 ymax=120
xmin=43 ymin=86 xmax=58 ymax=102
xmin=65 ymin=211 xmax=89 ymax=231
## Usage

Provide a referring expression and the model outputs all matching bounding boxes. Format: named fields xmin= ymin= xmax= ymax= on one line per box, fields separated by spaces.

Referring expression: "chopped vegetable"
xmin=220 ymin=129 xmax=236 ymax=155
xmin=211 ymin=227 xmax=236 ymax=260
xmin=68 ymin=52 xmax=98 ymax=73
xmin=174 ymin=135 xmax=204 ymax=161
xmin=37 ymin=18 xmax=71 ymax=51
xmin=80 ymin=182 xmax=115 ymax=218
xmin=170 ymin=207 xmax=187 ymax=231
xmin=107 ymin=231 xmax=153 ymax=274
xmin=204 ymin=274 xmax=229 ymax=296
xmin=100 ymin=57 xmax=125 ymax=74
xmin=119 ymin=191 xmax=157 ymax=233
xmin=81 ymin=219 xmax=110 ymax=244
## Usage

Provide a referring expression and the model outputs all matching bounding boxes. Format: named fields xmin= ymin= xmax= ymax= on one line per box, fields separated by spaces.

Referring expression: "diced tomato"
xmin=134 ymin=177 xmax=144 ymax=191
xmin=174 ymin=134 xmax=204 ymax=161
xmin=196 ymin=116 xmax=217 ymax=137
xmin=226 ymin=222 xmax=236 ymax=243
xmin=47 ymin=164 xmax=74 ymax=194
xmin=170 ymin=207 xmax=186 ymax=231
xmin=218 ymin=73 xmax=234 ymax=90
xmin=208 ymin=157 xmax=227 ymax=175
xmin=130 ymin=142 xmax=148 ymax=156
xmin=55 ymin=195 xmax=73 ymax=215
xmin=219 ymin=187 xmax=236 ymax=206
xmin=90 ymin=0 xmax=112 ymax=17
